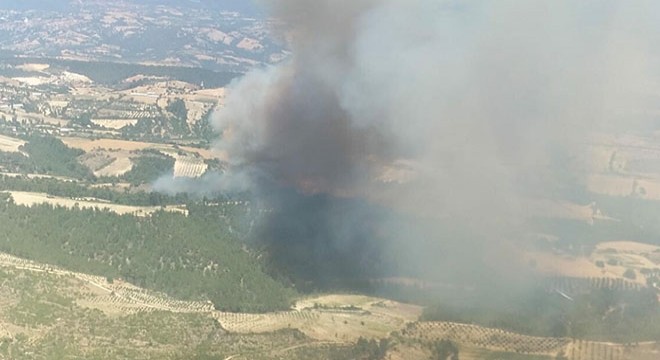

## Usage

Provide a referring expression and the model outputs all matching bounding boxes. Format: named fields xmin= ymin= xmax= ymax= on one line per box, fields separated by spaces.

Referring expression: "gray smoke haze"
xmin=203 ymin=1 xmax=660 ymax=292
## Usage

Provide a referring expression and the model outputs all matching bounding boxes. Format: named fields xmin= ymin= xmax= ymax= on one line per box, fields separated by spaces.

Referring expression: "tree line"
xmin=0 ymin=194 xmax=295 ymax=312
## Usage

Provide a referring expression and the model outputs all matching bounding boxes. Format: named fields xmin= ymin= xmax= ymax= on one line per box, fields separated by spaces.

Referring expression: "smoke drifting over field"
xmin=206 ymin=1 xmax=660 ymax=290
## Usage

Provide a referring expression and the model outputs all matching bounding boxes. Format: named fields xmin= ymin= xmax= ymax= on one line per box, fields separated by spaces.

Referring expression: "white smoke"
xmin=206 ymin=0 xmax=660 ymax=286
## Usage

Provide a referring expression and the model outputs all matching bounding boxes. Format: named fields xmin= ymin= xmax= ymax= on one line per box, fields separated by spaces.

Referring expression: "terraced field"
xmin=401 ymin=321 xmax=660 ymax=360
xmin=172 ymin=156 xmax=208 ymax=178
xmin=0 ymin=251 xmax=212 ymax=315
xmin=60 ymin=136 xmax=218 ymax=160
xmin=404 ymin=321 xmax=569 ymax=356
xmin=0 ymin=250 xmax=657 ymax=359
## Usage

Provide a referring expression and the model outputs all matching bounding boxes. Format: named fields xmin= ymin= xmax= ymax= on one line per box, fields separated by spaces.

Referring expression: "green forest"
xmin=0 ymin=134 xmax=193 ymax=187
xmin=0 ymin=134 xmax=92 ymax=179
xmin=0 ymin=194 xmax=295 ymax=312
xmin=119 ymin=153 xmax=175 ymax=186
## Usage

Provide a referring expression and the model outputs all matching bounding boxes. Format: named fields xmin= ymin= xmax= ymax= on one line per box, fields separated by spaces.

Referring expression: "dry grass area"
xmin=193 ymin=87 xmax=225 ymax=101
xmin=114 ymin=81 xmax=223 ymax=125
xmin=591 ymin=241 xmax=660 ymax=284
xmin=236 ymin=37 xmax=263 ymax=51
xmin=70 ymin=85 xmax=116 ymax=99
xmin=526 ymin=240 xmax=660 ymax=286
xmin=6 ymin=191 xmax=187 ymax=216
xmin=76 ymin=279 xmax=214 ymax=316
xmin=0 ymin=251 xmax=212 ymax=317
xmin=586 ymin=132 xmax=660 ymax=200
xmin=0 ymin=108 xmax=68 ymax=126
xmin=216 ymin=294 xmax=422 ymax=342
xmin=0 ymin=250 xmax=656 ymax=359
xmin=0 ymin=248 xmax=420 ymax=342
xmin=80 ymin=144 xmax=210 ymax=179
xmin=586 ymin=174 xmax=634 ymax=197
xmin=183 ymin=98 xmax=215 ymax=124
xmin=62 ymin=137 xmax=156 ymax=152
xmin=60 ymin=136 xmax=218 ymax=160
xmin=95 ymin=156 xmax=133 ymax=177
xmin=91 ymin=119 xmax=139 ymax=129
xmin=587 ymin=173 xmax=660 ymax=200
xmin=12 ymin=76 xmax=51 ymax=86
xmin=79 ymin=149 xmax=135 ymax=177
xmin=523 ymin=198 xmax=617 ymax=223
xmin=526 ymin=251 xmax=615 ymax=279
xmin=597 ymin=240 xmax=660 ymax=254
xmin=15 ymin=63 xmax=50 ymax=72
xmin=0 ymin=250 xmax=421 ymax=344
xmin=0 ymin=134 xmax=26 ymax=152
xmin=405 ymin=321 xmax=568 ymax=357
xmin=400 ymin=321 xmax=659 ymax=360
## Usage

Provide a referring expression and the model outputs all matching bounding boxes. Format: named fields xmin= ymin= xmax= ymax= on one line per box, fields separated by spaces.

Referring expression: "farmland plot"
xmin=0 ymin=134 xmax=25 ymax=152
xmin=402 ymin=321 xmax=649 ymax=360
xmin=6 ymin=191 xmax=188 ymax=216
xmin=173 ymin=156 xmax=208 ymax=178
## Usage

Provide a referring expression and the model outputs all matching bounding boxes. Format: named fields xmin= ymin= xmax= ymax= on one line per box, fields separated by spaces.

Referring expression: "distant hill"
xmin=0 ymin=57 xmax=241 ymax=87
xmin=0 ymin=0 xmax=262 ymax=15
xmin=137 ymin=0 xmax=263 ymax=15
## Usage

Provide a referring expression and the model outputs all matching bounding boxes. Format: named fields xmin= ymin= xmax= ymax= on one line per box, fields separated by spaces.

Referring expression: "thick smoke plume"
xmin=206 ymin=1 xmax=660 ymax=293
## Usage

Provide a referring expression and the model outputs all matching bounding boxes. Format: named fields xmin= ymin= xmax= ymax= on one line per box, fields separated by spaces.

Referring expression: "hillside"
xmin=0 ymin=2 xmax=659 ymax=359
xmin=0 ymin=194 xmax=294 ymax=313
xmin=0 ymin=252 xmax=657 ymax=359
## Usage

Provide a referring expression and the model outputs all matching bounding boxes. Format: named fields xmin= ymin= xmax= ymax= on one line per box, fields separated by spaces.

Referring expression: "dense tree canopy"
xmin=0 ymin=196 xmax=295 ymax=312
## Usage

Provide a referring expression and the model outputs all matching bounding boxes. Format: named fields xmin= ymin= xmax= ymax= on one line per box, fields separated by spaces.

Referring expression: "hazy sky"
xmin=0 ymin=0 xmax=260 ymax=14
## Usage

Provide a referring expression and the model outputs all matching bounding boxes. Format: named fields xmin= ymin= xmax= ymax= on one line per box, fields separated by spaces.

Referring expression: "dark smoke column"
xmin=211 ymin=0 xmax=660 ymax=291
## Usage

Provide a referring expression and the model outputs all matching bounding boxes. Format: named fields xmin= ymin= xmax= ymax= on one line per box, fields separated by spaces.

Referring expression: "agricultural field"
xmin=5 ymin=191 xmax=188 ymax=216
xmin=0 ymin=127 xmax=658 ymax=359
xmin=216 ymin=294 xmax=421 ymax=342
xmin=525 ymin=251 xmax=619 ymax=280
xmin=60 ymin=137 xmax=218 ymax=160
xmin=79 ymin=149 xmax=135 ymax=177
xmin=59 ymin=136 xmax=217 ymax=181
xmin=91 ymin=119 xmax=139 ymax=129
xmin=1 ymin=247 xmax=655 ymax=360
xmin=399 ymin=321 xmax=660 ymax=360
xmin=0 ymin=134 xmax=25 ymax=153
xmin=172 ymin=156 xmax=208 ymax=178
xmin=586 ymin=133 xmax=660 ymax=199
xmin=591 ymin=241 xmax=660 ymax=283
xmin=526 ymin=238 xmax=660 ymax=287
xmin=0 ymin=249 xmax=656 ymax=359
xmin=0 ymin=252 xmax=212 ymax=316
xmin=523 ymin=198 xmax=617 ymax=224
xmin=0 ymin=251 xmax=403 ymax=359
xmin=518 ymin=132 xmax=660 ymax=289
xmin=0 ymin=266 xmax=314 ymax=359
